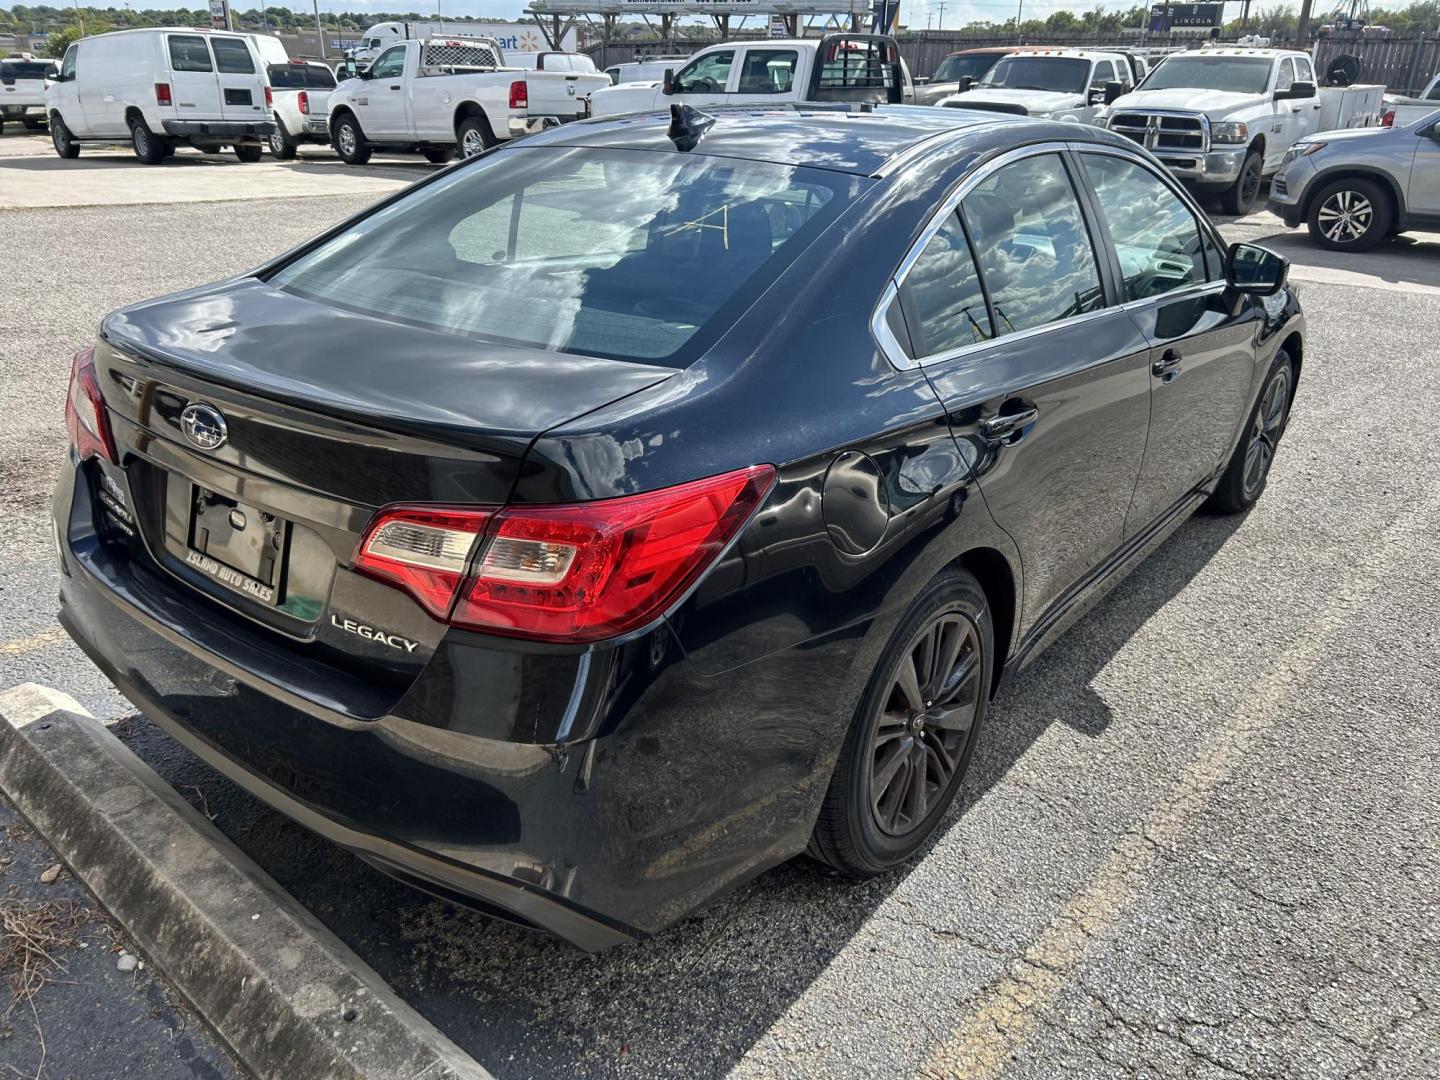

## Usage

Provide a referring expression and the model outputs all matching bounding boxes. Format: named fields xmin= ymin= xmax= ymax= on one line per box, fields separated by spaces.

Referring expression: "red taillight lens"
xmin=154 ymin=82 xmax=172 ymax=106
xmin=1381 ymin=109 xmax=1395 ymax=128
xmin=65 ymin=346 xmax=117 ymax=464
xmin=354 ymin=465 xmax=775 ymax=642
xmin=455 ymin=465 xmax=775 ymax=642
xmin=508 ymin=79 xmax=528 ymax=109
xmin=264 ymin=85 xmax=273 ymax=108
xmin=354 ymin=507 xmax=493 ymax=620
xmin=297 ymin=89 xmax=309 ymax=115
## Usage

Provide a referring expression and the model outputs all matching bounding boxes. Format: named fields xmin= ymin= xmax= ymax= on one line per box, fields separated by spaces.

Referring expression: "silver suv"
xmin=1268 ymin=111 xmax=1440 ymax=250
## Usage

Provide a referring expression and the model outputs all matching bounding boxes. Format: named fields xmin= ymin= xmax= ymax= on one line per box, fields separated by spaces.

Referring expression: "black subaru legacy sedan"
xmin=54 ymin=104 xmax=1302 ymax=950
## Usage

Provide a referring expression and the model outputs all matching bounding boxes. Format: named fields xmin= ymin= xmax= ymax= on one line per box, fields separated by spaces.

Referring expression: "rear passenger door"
xmin=900 ymin=147 xmax=1154 ymax=627
xmin=166 ymin=34 xmax=223 ymax=122
xmin=209 ymin=36 xmax=266 ymax=123
xmin=1074 ymin=148 xmax=1257 ymax=535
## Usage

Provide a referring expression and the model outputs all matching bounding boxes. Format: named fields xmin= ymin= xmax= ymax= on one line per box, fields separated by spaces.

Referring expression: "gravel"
xmin=1 ymin=193 xmax=1438 ymax=1079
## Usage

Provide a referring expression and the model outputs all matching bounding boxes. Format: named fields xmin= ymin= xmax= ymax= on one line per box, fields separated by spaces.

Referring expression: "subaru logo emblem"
xmin=180 ymin=402 xmax=228 ymax=451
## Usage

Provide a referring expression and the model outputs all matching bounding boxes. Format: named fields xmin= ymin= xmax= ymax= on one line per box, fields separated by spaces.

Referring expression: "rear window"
xmin=0 ymin=61 xmax=55 ymax=81
xmin=268 ymin=147 xmax=860 ymax=366
xmin=267 ymin=63 xmax=337 ymax=89
xmin=168 ymin=35 xmax=213 ymax=73
xmin=421 ymin=40 xmax=501 ymax=70
xmin=211 ymin=38 xmax=256 ymax=74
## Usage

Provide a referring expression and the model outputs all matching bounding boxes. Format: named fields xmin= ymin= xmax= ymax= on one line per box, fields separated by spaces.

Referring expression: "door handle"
xmin=978 ymin=405 xmax=1039 ymax=444
xmin=389 ymin=84 xmax=401 ymax=90
xmin=1152 ymin=349 xmax=1182 ymax=382
xmin=1290 ymin=106 xmax=1302 ymax=112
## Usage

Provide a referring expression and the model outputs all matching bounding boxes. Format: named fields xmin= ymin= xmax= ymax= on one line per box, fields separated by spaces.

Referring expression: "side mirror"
xmin=1226 ymin=242 xmax=1289 ymax=296
xmin=957 ymin=75 xmax=975 ymax=92
xmin=1103 ymin=80 xmax=1124 ymax=105
xmin=1088 ymin=85 xmax=1107 ymax=105
xmin=1277 ymin=80 xmax=1316 ymax=100
xmin=662 ymin=68 xmax=675 ymax=95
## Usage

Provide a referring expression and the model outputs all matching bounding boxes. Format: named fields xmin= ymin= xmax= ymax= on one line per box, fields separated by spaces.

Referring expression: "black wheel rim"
xmin=1243 ymin=365 xmax=1290 ymax=499
xmin=868 ymin=611 xmax=982 ymax=838
xmin=1240 ymin=162 xmax=1261 ymax=207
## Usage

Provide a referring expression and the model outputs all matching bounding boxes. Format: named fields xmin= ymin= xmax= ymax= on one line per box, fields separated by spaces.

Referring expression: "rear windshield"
xmin=267 ymin=63 xmax=338 ymax=89
xmin=211 ymin=38 xmax=256 ymax=74
xmin=0 ymin=61 xmax=55 ymax=81
xmin=268 ymin=147 xmax=860 ymax=367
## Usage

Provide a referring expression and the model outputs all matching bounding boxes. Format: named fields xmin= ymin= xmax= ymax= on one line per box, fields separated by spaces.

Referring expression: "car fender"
xmin=1303 ymin=162 xmax=1409 ymax=226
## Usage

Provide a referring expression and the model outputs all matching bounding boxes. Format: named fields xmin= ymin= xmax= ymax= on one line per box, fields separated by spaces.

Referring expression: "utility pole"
xmin=313 ymin=0 xmax=326 ymax=59
xmin=937 ymin=1 xmax=945 ymax=30
xmin=1016 ymin=0 xmax=1024 ymax=42
xmin=1295 ymin=0 xmax=1316 ymax=46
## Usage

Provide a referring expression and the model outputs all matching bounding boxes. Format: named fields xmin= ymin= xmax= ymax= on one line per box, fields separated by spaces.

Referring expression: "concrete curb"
xmin=0 ymin=683 xmax=491 ymax=1080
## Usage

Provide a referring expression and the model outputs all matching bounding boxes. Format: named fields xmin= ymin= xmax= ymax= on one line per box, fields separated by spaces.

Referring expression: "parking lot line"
xmin=1 ymin=627 xmax=68 ymax=656
xmin=918 ymin=501 xmax=1434 ymax=1080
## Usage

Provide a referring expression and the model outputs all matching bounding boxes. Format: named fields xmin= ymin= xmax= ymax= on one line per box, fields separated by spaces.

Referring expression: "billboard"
xmin=1148 ymin=3 xmax=1224 ymax=32
xmin=532 ymin=0 xmax=868 ymax=13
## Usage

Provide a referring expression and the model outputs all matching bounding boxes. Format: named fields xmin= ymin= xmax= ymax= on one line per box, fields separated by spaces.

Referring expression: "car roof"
xmin=526 ymin=104 xmax=1134 ymax=177
xmin=1175 ymin=48 xmax=1294 ymax=57
xmin=944 ymin=47 xmax=1016 ymax=57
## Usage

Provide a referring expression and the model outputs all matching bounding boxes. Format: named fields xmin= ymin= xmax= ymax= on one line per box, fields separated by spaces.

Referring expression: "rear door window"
xmin=736 ymin=49 xmax=799 ymax=94
xmin=168 ymin=35 xmax=214 ymax=73
xmin=960 ymin=154 xmax=1105 ymax=335
xmin=211 ymin=38 xmax=256 ymax=74
xmin=899 ymin=217 xmax=992 ymax=357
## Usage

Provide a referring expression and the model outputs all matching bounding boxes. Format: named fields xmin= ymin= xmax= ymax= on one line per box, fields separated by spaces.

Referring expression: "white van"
xmin=45 ymin=28 xmax=274 ymax=163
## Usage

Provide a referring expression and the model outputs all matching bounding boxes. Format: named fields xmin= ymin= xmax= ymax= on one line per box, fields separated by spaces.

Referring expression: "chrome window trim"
xmin=871 ymin=140 xmax=1102 ymax=371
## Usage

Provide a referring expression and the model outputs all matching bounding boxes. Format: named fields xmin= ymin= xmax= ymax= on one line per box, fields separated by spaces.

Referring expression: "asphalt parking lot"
xmin=2 ymin=127 xmax=1439 ymax=1079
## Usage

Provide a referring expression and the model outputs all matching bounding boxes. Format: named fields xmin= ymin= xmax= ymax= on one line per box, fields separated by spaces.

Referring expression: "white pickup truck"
xmin=1382 ymin=73 xmax=1440 ymax=128
xmin=1099 ymin=47 xmax=1384 ymax=214
xmin=265 ymin=58 xmax=337 ymax=159
xmin=589 ymin=34 xmax=912 ymax=118
xmin=328 ymin=36 xmax=608 ymax=165
xmin=0 ymin=56 xmax=58 ymax=131
xmin=936 ymin=49 xmax=1138 ymax=124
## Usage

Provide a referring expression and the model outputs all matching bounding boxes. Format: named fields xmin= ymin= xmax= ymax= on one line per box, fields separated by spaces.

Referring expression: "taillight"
xmin=355 ymin=465 xmax=775 ymax=643
xmin=264 ymin=85 xmax=273 ymax=108
xmin=1381 ymin=109 xmax=1395 ymax=128
xmin=355 ymin=507 xmax=493 ymax=620
xmin=154 ymin=82 xmax=172 ymax=106
xmin=508 ymin=79 xmax=528 ymax=109
xmin=65 ymin=346 xmax=117 ymax=464
xmin=297 ymin=89 xmax=309 ymax=115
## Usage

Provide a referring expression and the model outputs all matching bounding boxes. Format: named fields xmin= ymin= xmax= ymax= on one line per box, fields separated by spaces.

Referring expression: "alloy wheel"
xmin=462 ymin=128 xmax=486 ymax=157
xmin=1240 ymin=162 xmax=1261 ymax=207
xmin=52 ymin=123 xmax=68 ymax=154
xmin=1243 ymin=365 xmax=1291 ymax=500
xmin=868 ymin=611 xmax=982 ymax=837
xmin=337 ymin=125 xmax=356 ymax=156
xmin=1317 ymin=190 xmax=1374 ymax=244
xmin=269 ymin=130 xmax=284 ymax=155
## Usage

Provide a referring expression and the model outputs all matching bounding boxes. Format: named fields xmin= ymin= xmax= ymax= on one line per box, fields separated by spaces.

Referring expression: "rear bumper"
xmin=2 ymin=103 xmax=44 ymax=117
xmin=53 ymin=457 xmax=836 ymax=949
xmin=302 ymin=117 xmax=330 ymax=139
xmin=161 ymin=119 xmax=275 ymax=140
xmin=507 ymin=115 xmax=565 ymax=138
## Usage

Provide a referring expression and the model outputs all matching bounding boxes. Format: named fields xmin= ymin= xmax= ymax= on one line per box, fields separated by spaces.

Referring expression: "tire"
xmin=457 ymin=115 xmax=493 ymax=159
xmin=1305 ymin=176 xmax=1392 ymax=252
xmin=130 ymin=118 xmax=165 ymax=165
xmin=268 ymin=122 xmax=297 ymax=160
xmin=332 ymin=113 xmax=371 ymax=165
xmin=422 ymin=146 xmax=455 ymax=164
xmin=1221 ymin=150 xmax=1263 ymax=216
xmin=232 ymin=143 xmax=263 ymax=163
xmin=51 ymin=114 xmax=80 ymax=159
xmin=1205 ymin=350 xmax=1295 ymax=514
xmin=809 ymin=568 xmax=994 ymax=876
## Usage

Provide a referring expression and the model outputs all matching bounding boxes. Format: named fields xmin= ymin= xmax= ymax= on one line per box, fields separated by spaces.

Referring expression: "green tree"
xmin=44 ymin=22 xmax=83 ymax=57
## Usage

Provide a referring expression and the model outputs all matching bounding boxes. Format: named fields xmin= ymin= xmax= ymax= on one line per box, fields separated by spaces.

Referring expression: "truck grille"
xmin=1108 ymin=112 xmax=1209 ymax=154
